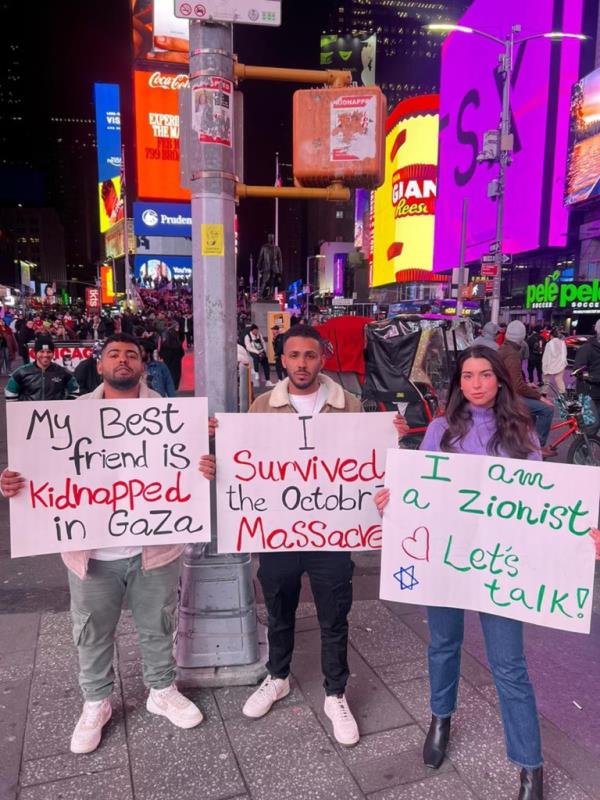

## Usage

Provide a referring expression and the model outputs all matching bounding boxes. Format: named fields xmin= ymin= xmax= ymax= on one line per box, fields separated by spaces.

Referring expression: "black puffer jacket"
xmin=5 ymin=362 xmax=79 ymax=401
xmin=574 ymin=337 xmax=600 ymax=400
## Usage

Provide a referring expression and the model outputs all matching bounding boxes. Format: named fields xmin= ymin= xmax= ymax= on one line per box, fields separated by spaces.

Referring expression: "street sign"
xmin=482 ymin=252 xmax=511 ymax=266
xmin=481 ymin=265 xmax=498 ymax=277
xmin=174 ymin=0 xmax=281 ymax=25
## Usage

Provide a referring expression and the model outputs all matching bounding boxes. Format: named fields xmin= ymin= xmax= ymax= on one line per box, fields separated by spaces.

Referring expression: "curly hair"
xmin=440 ymin=346 xmax=538 ymax=459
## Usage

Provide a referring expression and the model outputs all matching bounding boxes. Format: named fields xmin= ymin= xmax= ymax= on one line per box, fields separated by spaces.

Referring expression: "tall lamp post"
xmin=305 ymin=254 xmax=325 ymax=321
xmin=428 ymin=23 xmax=586 ymax=324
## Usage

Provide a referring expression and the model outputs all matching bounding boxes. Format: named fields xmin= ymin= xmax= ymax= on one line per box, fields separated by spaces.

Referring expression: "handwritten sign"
xmin=380 ymin=449 xmax=600 ymax=633
xmin=7 ymin=398 xmax=211 ymax=557
xmin=215 ymin=412 xmax=397 ymax=553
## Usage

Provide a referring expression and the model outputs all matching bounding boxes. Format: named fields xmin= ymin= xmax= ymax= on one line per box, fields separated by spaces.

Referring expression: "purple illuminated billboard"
xmin=434 ymin=0 xmax=584 ymax=272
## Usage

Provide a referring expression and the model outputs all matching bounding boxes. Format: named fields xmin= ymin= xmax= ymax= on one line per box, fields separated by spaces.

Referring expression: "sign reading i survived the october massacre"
xmin=216 ymin=412 xmax=397 ymax=553
xmin=7 ymin=399 xmax=211 ymax=557
xmin=380 ymin=449 xmax=600 ymax=633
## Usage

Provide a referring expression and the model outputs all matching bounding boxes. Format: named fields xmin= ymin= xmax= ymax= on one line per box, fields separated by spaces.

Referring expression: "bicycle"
xmin=545 ymin=383 xmax=600 ymax=466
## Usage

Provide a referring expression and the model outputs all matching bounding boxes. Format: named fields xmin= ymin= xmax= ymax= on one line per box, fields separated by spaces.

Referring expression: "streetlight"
xmin=427 ymin=23 xmax=587 ymax=324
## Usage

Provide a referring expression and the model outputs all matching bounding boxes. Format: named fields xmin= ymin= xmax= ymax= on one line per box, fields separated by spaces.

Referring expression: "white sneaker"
xmin=324 ymin=694 xmax=359 ymax=746
xmin=265 ymin=380 xmax=274 ymax=387
xmin=70 ymin=698 xmax=112 ymax=754
xmin=242 ymin=675 xmax=290 ymax=718
xmin=146 ymin=684 xmax=203 ymax=729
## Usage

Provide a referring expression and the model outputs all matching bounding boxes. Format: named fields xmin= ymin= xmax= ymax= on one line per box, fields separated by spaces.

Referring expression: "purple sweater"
xmin=419 ymin=404 xmax=542 ymax=461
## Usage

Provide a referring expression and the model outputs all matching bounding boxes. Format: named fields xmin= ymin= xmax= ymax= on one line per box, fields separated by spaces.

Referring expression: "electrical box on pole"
xmin=293 ymin=86 xmax=386 ymax=189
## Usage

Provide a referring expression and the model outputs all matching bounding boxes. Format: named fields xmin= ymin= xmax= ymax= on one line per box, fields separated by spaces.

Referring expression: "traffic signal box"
xmin=293 ymin=86 xmax=386 ymax=189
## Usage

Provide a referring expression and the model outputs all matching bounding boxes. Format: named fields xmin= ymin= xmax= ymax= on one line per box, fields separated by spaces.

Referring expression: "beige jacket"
xmin=249 ymin=374 xmax=363 ymax=414
xmin=61 ymin=382 xmax=185 ymax=579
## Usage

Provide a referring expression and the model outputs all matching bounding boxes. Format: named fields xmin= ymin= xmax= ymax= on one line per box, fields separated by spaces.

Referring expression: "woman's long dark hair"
xmin=440 ymin=346 xmax=538 ymax=458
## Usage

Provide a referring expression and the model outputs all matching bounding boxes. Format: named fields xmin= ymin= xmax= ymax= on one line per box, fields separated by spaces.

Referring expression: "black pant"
xmin=527 ymin=357 xmax=543 ymax=385
xmin=251 ymin=353 xmax=270 ymax=381
xmin=257 ymin=552 xmax=354 ymax=695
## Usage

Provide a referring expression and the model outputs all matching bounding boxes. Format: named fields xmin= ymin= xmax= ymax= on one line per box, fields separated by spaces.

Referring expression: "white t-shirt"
xmin=91 ymin=546 xmax=142 ymax=562
xmin=288 ymin=383 xmax=328 ymax=415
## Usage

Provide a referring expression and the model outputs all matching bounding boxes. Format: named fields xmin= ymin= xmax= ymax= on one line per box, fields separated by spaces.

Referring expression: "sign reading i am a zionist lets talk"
xmin=216 ymin=412 xmax=397 ymax=553
xmin=380 ymin=450 xmax=600 ymax=633
xmin=7 ymin=399 xmax=211 ymax=557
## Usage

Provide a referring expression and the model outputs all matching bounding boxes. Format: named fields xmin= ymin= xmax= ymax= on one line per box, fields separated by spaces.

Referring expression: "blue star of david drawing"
xmin=393 ymin=565 xmax=419 ymax=591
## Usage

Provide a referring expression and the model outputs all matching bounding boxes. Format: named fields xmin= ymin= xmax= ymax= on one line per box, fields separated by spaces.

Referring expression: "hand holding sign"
xmin=0 ymin=469 xmax=26 ymax=498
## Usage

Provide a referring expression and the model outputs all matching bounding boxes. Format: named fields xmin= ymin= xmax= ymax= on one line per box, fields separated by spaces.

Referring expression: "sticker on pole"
xmin=330 ymin=94 xmax=377 ymax=163
xmin=191 ymin=78 xmax=233 ymax=147
xmin=202 ymin=224 xmax=224 ymax=256
xmin=174 ymin=0 xmax=281 ymax=26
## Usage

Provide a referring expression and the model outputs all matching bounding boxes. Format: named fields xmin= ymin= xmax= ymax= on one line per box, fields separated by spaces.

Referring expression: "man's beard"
xmin=105 ymin=373 xmax=139 ymax=391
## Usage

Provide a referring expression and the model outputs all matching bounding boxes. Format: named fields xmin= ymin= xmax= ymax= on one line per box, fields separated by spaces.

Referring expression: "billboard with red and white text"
xmin=133 ymin=69 xmax=191 ymax=201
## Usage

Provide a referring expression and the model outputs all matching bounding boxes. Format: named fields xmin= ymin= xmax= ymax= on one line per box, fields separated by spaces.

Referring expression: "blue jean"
xmin=427 ymin=607 xmax=543 ymax=769
xmin=522 ymin=396 xmax=553 ymax=447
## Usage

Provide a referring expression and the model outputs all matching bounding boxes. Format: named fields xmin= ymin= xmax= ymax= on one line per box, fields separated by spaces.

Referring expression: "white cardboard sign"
xmin=216 ymin=412 xmax=397 ymax=553
xmin=7 ymin=398 xmax=211 ymax=557
xmin=380 ymin=449 xmax=599 ymax=633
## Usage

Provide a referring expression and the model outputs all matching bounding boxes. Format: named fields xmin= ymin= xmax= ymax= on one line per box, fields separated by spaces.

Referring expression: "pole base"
xmin=176 ymin=626 xmax=268 ymax=688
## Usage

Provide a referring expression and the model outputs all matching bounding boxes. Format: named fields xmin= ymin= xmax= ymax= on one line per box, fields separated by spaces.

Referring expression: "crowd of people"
xmin=1 ymin=319 xmax=599 ymax=800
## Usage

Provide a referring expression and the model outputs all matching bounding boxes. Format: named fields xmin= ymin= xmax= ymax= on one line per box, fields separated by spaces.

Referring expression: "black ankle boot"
xmin=423 ymin=714 xmax=451 ymax=768
xmin=518 ymin=766 xmax=543 ymax=800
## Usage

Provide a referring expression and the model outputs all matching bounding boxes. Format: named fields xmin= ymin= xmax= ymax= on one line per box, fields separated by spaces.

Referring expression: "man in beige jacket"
xmin=242 ymin=326 xmax=364 ymax=747
xmin=1 ymin=334 xmax=203 ymax=755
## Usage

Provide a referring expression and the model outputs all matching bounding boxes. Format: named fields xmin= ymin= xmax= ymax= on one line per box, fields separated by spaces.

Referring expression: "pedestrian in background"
xmin=541 ymin=327 xmax=567 ymax=397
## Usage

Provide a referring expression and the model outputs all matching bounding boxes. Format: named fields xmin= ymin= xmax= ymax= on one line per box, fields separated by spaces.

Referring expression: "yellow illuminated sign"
xmin=371 ymin=96 xmax=439 ymax=287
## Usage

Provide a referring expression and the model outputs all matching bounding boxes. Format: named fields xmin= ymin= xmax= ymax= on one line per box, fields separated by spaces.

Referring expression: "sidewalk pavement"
xmin=1 ymin=377 xmax=600 ymax=799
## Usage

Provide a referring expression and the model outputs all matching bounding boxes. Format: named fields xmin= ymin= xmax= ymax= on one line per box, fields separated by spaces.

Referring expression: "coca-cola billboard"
xmin=134 ymin=69 xmax=191 ymax=202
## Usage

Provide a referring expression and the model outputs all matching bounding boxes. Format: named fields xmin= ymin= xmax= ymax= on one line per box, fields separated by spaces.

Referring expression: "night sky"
xmin=36 ymin=0 xmax=330 ymax=278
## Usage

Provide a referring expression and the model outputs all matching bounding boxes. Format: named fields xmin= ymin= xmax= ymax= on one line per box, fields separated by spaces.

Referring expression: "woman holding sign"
xmin=376 ymin=347 xmax=550 ymax=800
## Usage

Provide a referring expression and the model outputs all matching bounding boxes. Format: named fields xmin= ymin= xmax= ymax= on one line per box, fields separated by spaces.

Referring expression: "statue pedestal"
xmin=251 ymin=301 xmax=280 ymax=334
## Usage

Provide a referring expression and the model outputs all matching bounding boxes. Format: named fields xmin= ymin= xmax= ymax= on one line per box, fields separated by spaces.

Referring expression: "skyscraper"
xmin=325 ymin=0 xmax=471 ymax=107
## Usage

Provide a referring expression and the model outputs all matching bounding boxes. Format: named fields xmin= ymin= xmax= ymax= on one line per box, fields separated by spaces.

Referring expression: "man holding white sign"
xmin=375 ymin=347 xmax=599 ymax=800
xmin=1 ymin=334 xmax=207 ymax=755
xmin=240 ymin=326 xmax=365 ymax=746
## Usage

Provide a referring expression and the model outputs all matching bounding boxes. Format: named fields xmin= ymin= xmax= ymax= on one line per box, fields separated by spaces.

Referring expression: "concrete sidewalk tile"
xmin=122 ymin=676 xmax=245 ymax=800
xmin=38 ymin=611 xmax=71 ymax=639
xmin=349 ymin=749 xmax=453 ymax=795
xmin=543 ymin=765 xmax=595 ymax=800
xmin=0 ymin=613 xmax=39 ymax=653
xmin=18 ymin=766 xmax=133 ymax=800
xmin=371 ymin=658 xmax=428 ymax=685
xmin=0 ymin=677 xmax=31 ymax=800
xmin=213 ymin=680 xmax=306 ymax=721
xmin=225 ymin=704 xmax=363 ymax=800
xmin=351 ymin=575 xmax=382 ymax=601
xmin=367 ymin=772 xmax=478 ymax=800
xmin=291 ymin=630 xmax=413 ymax=736
xmin=339 ymin=725 xmax=423 ymax=766
xmin=116 ymin=632 xmax=141 ymax=663
xmin=20 ymin=742 xmax=129 ymax=787
xmin=382 ymin=600 xmax=426 ymax=618
xmin=24 ymin=684 xmax=125 ymax=761
xmin=0 ymin=649 xmax=34 ymax=684
xmin=348 ymin=602 xmax=427 ymax=666
xmin=539 ymin=718 xmax=600 ymax=800
xmin=385 ymin=677 xmax=431 ymax=727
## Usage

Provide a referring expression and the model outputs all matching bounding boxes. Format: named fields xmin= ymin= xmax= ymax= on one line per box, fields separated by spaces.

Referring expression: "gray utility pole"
xmin=176 ymin=20 xmax=264 ymax=683
xmin=489 ymin=30 xmax=515 ymax=326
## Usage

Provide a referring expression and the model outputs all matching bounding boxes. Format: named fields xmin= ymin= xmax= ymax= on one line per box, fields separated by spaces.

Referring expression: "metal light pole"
xmin=427 ymin=24 xmax=587 ymax=325
xmin=176 ymin=19 xmax=264 ymax=685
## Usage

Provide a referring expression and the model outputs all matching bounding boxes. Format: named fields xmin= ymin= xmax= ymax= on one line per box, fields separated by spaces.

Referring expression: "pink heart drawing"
xmin=401 ymin=527 xmax=430 ymax=562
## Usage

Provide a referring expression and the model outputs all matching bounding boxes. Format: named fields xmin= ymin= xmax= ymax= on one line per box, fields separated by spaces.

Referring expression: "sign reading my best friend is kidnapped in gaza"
xmin=7 ymin=399 xmax=211 ymax=558
xmin=380 ymin=449 xmax=600 ymax=634
xmin=216 ymin=412 xmax=397 ymax=553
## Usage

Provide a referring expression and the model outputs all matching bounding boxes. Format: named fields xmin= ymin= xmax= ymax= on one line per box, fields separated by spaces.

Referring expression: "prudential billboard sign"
xmin=133 ymin=201 xmax=192 ymax=237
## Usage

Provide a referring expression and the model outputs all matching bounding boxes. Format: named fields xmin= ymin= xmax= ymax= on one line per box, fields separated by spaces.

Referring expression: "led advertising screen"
xmin=566 ymin=68 xmax=600 ymax=205
xmin=132 ymin=0 xmax=189 ymax=65
xmin=320 ymin=34 xmax=376 ymax=87
xmin=133 ymin=201 xmax=192 ymax=236
xmin=134 ymin=254 xmax=192 ymax=285
xmin=434 ymin=0 xmax=584 ymax=272
xmin=134 ymin=69 xmax=191 ymax=201
xmin=371 ymin=96 xmax=439 ymax=287
xmin=94 ymin=84 xmax=123 ymax=233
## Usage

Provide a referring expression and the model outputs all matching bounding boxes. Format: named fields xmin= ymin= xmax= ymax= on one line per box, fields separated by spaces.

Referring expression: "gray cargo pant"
xmin=67 ymin=555 xmax=180 ymax=702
